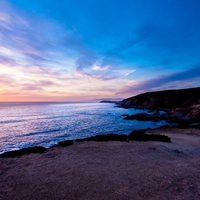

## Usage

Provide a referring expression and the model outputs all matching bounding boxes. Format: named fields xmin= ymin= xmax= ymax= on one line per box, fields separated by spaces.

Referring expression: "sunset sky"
xmin=0 ymin=0 xmax=200 ymax=102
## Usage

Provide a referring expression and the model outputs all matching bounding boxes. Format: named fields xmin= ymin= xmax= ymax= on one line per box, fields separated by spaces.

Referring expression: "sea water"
xmin=0 ymin=102 xmax=167 ymax=153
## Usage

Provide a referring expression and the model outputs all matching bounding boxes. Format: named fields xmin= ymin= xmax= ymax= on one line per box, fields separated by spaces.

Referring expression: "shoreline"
xmin=0 ymin=126 xmax=172 ymax=158
xmin=1 ymin=127 xmax=200 ymax=199
xmin=1 ymin=124 xmax=200 ymax=158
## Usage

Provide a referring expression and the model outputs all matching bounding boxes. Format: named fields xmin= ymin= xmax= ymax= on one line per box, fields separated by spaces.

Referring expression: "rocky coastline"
xmin=118 ymin=87 xmax=200 ymax=128
xmin=0 ymin=127 xmax=171 ymax=158
xmin=1 ymin=87 xmax=200 ymax=199
xmin=1 ymin=87 xmax=200 ymax=158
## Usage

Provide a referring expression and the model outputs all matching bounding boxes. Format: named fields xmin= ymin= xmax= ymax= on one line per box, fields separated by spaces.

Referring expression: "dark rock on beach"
xmin=58 ymin=140 xmax=74 ymax=147
xmin=0 ymin=131 xmax=168 ymax=158
xmin=76 ymin=130 xmax=171 ymax=143
xmin=129 ymin=130 xmax=171 ymax=143
xmin=0 ymin=130 xmax=171 ymax=158
xmin=0 ymin=146 xmax=46 ymax=158
xmin=0 ymin=141 xmax=74 ymax=158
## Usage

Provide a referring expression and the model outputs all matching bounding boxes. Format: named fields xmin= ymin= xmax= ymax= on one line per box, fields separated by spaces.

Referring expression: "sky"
xmin=0 ymin=0 xmax=200 ymax=102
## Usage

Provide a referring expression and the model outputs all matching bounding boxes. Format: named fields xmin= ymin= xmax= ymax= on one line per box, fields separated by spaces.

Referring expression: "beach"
xmin=1 ymin=128 xmax=200 ymax=200
xmin=1 ymin=0 xmax=200 ymax=198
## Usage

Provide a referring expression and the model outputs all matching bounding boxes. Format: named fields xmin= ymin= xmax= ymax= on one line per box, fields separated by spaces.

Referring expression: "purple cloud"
xmin=0 ymin=55 xmax=16 ymax=66
xmin=0 ymin=1 xmax=136 ymax=89
xmin=0 ymin=74 xmax=16 ymax=86
xmin=117 ymin=66 xmax=200 ymax=95
xmin=0 ymin=1 xmax=78 ymax=70
xmin=20 ymin=85 xmax=44 ymax=91
xmin=19 ymin=79 xmax=58 ymax=92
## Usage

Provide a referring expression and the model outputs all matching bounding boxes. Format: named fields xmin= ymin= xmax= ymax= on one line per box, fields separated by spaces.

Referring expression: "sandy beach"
xmin=1 ymin=128 xmax=200 ymax=200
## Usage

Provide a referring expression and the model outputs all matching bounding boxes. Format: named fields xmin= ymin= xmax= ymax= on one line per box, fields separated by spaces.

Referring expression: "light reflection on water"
xmin=0 ymin=102 xmax=167 ymax=153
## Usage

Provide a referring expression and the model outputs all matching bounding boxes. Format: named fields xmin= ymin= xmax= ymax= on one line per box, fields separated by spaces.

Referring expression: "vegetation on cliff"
xmin=120 ymin=87 xmax=200 ymax=122
xmin=120 ymin=87 xmax=200 ymax=109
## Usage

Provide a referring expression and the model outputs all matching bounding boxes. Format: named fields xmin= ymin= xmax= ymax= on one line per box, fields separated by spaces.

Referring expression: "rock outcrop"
xmin=0 ymin=130 xmax=171 ymax=158
xmin=120 ymin=87 xmax=200 ymax=109
xmin=119 ymin=87 xmax=200 ymax=122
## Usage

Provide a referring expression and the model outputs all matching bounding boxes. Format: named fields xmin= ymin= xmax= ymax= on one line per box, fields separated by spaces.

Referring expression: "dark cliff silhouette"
xmin=120 ymin=87 xmax=200 ymax=109
xmin=119 ymin=87 xmax=200 ymax=123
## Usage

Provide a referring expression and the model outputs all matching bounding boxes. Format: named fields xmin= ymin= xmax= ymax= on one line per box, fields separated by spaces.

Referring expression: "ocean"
xmin=0 ymin=102 xmax=167 ymax=153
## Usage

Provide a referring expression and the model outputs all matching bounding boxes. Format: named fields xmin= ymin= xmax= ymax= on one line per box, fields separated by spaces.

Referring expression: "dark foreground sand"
xmin=1 ymin=128 xmax=200 ymax=200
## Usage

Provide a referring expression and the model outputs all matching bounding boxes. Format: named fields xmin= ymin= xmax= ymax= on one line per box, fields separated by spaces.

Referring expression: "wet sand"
xmin=1 ymin=128 xmax=200 ymax=200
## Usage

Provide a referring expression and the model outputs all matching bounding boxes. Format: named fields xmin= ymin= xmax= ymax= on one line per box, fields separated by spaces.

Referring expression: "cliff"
xmin=120 ymin=87 xmax=200 ymax=121
xmin=120 ymin=87 xmax=200 ymax=109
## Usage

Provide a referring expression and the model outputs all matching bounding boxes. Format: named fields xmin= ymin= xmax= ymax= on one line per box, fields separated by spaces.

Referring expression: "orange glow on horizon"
xmin=0 ymin=90 xmax=124 ymax=102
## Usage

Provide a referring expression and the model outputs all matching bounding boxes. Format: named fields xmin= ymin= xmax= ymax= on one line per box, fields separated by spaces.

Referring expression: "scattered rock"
xmin=123 ymin=113 xmax=165 ymax=121
xmin=58 ymin=140 xmax=74 ymax=147
xmin=0 ymin=129 xmax=172 ymax=158
xmin=129 ymin=130 xmax=171 ymax=143
xmin=0 ymin=146 xmax=46 ymax=158
xmin=76 ymin=131 xmax=171 ymax=143
xmin=119 ymin=87 xmax=200 ymax=123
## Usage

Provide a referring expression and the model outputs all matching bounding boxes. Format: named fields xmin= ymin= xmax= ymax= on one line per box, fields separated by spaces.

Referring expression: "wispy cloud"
xmin=1 ymin=0 xmax=200 ymax=101
xmin=117 ymin=66 xmax=200 ymax=95
xmin=92 ymin=64 xmax=109 ymax=71
xmin=0 ymin=1 xmax=129 ymax=96
xmin=0 ymin=74 xmax=15 ymax=85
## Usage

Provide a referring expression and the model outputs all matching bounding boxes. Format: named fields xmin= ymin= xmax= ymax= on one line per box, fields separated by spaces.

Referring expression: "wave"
xmin=22 ymin=128 xmax=67 ymax=137
xmin=0 ymin=119 xmax=25 ymax=124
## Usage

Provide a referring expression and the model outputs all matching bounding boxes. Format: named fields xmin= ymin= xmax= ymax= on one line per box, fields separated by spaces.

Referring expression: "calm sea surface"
xmin=0 ymin=102 xmax=167 ymax=153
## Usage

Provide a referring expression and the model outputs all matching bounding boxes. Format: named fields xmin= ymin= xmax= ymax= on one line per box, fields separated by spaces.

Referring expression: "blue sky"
xmin=0 ymin=0 xmax=200 ymax=101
